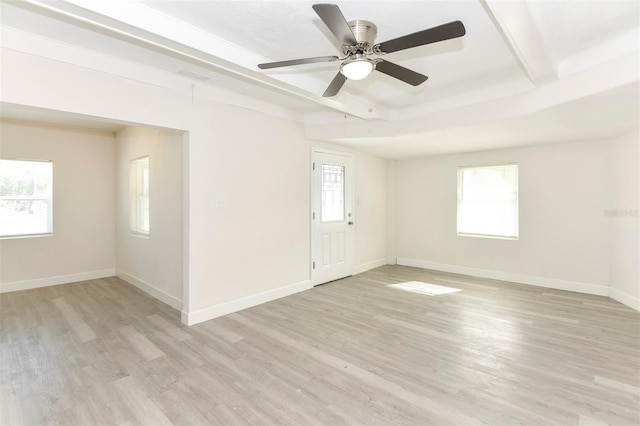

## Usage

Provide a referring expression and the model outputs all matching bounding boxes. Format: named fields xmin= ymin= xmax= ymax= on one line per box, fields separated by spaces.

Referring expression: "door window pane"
xmin=321 ymin=164 xmax=344 ymax=222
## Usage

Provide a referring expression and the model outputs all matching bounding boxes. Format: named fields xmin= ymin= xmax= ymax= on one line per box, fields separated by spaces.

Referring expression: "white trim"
xmin=116 ymin=270 xmax=182 ymax=311
xmin=396 ymin=258 xmax=609 ymax=296
xmin=609 ymin=287 xmax=640 ymax=312
xmin=182 ymin=279 xmax=312 ymax=326
xmin=311 ymin=147 xmax=354 ymax=157
xmin=0 ymin=268 xmax=115 ymax=293
xmin=353 ymin=258 xmax=388 ymax=275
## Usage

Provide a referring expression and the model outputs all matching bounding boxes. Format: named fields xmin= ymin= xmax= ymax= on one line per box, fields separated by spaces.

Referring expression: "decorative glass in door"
xmin=321 ymin=164 xmax=345 ymax=222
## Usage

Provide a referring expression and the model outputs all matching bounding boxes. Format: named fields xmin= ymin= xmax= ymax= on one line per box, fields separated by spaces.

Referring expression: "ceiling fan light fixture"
xmin=340 ymin=57 xmax=375 ymax=80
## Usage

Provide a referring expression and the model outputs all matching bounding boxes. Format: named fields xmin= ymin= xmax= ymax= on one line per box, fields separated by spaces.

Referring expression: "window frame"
xmin=0 ymin=158 xmax=53 ymax=239
xmin=456 ymin=163 xmax=519 ymax=240
xmin=129 ymin=156 xmax=150 ymax=236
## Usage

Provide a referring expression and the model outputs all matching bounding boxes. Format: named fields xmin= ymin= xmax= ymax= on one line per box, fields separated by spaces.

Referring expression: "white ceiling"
xmin=527 ymin=0 xmax=640 ymax=63
xmin=1 ymin=0 xmax=638 ymax=158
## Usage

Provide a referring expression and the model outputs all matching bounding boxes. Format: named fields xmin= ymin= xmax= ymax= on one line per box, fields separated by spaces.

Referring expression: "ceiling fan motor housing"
xmin=346 ymin=20 xmax=377 ymax=53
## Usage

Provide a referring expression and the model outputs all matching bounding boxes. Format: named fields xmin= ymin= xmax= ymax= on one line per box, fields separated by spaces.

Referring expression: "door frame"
xmin=310 ymin=147 xmax=355 ymax=286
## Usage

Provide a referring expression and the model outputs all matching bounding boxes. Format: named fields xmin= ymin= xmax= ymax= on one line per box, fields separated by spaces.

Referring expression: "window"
xmin=321 ymin=163 xmax=345 ymax=222
xmin=130 ymin=156 xmax=149 ymax=235
xmin=457 ymin=164 xmax=518 ymax=239
xmin=0 ymin=159 xmax=53 ymax=238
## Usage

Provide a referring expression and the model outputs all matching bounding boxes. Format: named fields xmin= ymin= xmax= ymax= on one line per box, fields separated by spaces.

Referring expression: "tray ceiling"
xmin=1 ymin=0 xmax=638 ymax=158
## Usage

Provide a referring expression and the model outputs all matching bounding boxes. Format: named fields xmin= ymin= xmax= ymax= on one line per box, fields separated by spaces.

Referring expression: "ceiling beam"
xmin=481 ymin=0 xmax=557 ymax=86
xmin=16 ymin=0 xmax=384 ymax=121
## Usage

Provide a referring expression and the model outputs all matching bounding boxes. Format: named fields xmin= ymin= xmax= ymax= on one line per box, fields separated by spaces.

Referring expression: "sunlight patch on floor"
xmin=388 ymin=281 xmax=461 ymax=296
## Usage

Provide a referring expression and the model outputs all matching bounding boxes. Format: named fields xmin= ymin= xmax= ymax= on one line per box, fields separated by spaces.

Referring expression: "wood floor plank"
xmin=52 ymin=297 xmax=97 ymax=342
xmin=0 ymin=383 xmax=24 ymax=425
xmin=112 ymin=376 xmax=173 ymax=426
xmin=118 ymin=325 xmax=165 ymax=361
xmin=1 ymin=267 xmax=638 ymax=425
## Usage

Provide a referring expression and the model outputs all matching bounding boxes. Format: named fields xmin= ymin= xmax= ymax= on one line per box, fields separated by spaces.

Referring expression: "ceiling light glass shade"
xmin=340 ymin=58 xmax=375 ymax=80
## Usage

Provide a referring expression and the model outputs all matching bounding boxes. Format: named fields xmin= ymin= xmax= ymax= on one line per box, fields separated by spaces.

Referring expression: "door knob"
xmin=348 ymin=221 xmax=354 ymax=225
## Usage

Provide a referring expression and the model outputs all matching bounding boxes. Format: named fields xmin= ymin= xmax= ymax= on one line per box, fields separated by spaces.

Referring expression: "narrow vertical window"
xmin=0 ymin=159 xmax=53 ymax=238
xmin=321 ymin=163 xmax=345 ymax=222
xmin=457 ymin=164 xmax=518 ymax=239
xmin=130 ymin=156 xmax=150 ymax=235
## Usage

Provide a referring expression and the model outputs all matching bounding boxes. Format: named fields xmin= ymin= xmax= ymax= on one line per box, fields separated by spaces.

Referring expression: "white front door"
xmin=311 ymin=149 xmax=355 ymax=286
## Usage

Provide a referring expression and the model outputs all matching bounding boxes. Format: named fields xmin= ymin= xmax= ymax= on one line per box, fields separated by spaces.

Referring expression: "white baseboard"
xmin=182 ymin=279 xmax=312 ymax=326
xmin=609 ymin=287 xmax=640 ymax=312
xmin=116 ymin=270 xmax=183 ymax=311
xmin=353 ymin=258 xmax=388 ymax=275
xmin=396 ymin=258 xmax=609 ymax=296
xmin=0 ymin=268 xmax=115 ymax=293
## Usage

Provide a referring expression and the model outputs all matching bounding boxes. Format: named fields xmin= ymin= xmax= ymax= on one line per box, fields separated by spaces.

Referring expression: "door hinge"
xmin=313 ymin=162 xmax=315 ymax=170
xmin=313 ymin=212 xmax=315 ymax=220
xmin=313 ymin=261 xmax=315 ymax=269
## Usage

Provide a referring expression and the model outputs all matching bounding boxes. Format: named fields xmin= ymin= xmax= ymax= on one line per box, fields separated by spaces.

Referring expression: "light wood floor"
xmin=1 ymin=265 xmax=639 ymax=425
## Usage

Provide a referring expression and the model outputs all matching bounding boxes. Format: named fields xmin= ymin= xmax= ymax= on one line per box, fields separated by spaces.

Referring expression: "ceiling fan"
xmin=258 ymin=3 xmax=466 ymax=97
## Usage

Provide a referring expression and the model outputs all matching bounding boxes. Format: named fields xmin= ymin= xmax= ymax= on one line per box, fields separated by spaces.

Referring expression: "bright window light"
xmin=388 ymin=281 xmax=461 ymax=296
xmin=0 ymin=159 xmax=53 ymax=238
xmin=130 ymin=156 xmax=149 ymax=235
xmin=457 ymin=164 xmax=518 ymax=239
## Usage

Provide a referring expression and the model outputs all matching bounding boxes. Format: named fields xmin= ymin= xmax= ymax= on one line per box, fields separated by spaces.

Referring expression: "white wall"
xmin=609 ymin=131 xmax=640 ymax=309
xmin=386 ymin=160 xmax=397 ymax=264
xmin=0 ymin=48 xmax=390 ymax=324
xmin=354 ymin=152 xmax=389 ymax=272
xmin=0 ymin=120 xmax=115 ymax=291
xmin=191 ymin=106 xmax=311 ymax=314
xmin=396 ymin=139 xmax=614 ymax=295
xmin=115 ymin=127 xmax=184 ymax=310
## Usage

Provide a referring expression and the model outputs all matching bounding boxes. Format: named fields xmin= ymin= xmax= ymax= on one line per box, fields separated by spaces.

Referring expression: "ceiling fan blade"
xmin=323 ymin=72 xmax=347 ymax=97
xmin=375 ymin=20 xmax=466 ymax=54
xmin=375 ymin=60 xmax=428 ymax=86
xmin=312 ymin=4 xmax=357 ymax=46
xmin=258 ymin=56 xmax=339 ymax=69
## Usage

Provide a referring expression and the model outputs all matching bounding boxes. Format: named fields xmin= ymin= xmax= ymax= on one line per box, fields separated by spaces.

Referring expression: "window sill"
xmin=0 ymin=233 xmax=53 ymax=240
xmin=457 ymin=232 xmax=518 ymax=240
xmin=130 ymin=232 xmax=150 ymax=240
